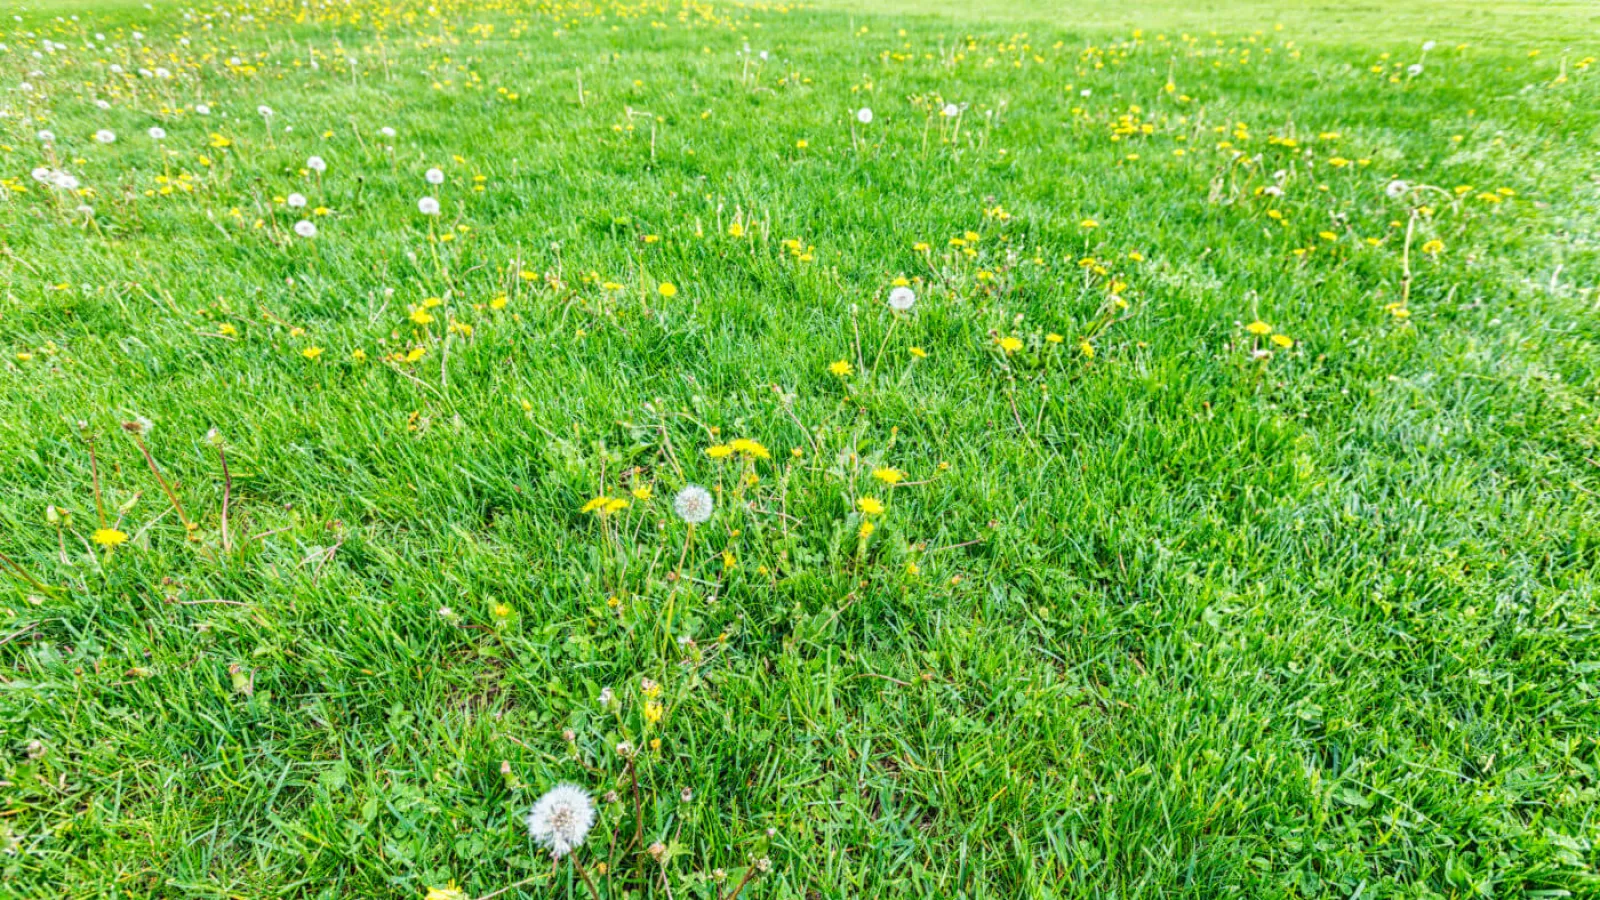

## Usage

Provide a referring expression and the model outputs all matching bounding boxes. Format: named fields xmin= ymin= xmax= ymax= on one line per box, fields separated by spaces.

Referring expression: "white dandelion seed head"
xmin=855 ymin=107 xmax=873 ymax=124
xmin=31 ymin=167 xmax=50 ymax=183
xmin=36 ymin=129 xmax=54 ymax=143
xmin=1407 ymin=63 xmax=1423 ymax=77
xmin=124 ymin=415 xmax=155 ymax=435
xmin=307 ymin=155 xmax=326 ymax=172
xmin=526 ymin=784 xmax=595 ymax=859
xmin=941 ymin=103 xmax=959 ymax=117
xmin=1422 ymin=40 xmax=1436 ymax=52
xmin=673 ymin=484 xmax=714 ymax=524
xmin=94 ymin=129 xmax=115 ymax=143
xmin=380 ymin=126 xmax=396 ymax=138
xmin=257 ymin=104 xmax=273 ymax=117
xmin=96 ymin=98 xmax=112 ymax=110
xmin=195 ymin=103 xmax=211 ymax=115
xmin=294 ymin=219 xmax=317 ymax=238
xmin=417 ymin=196 xmax=441 ymax=215
xmin=287 ymin=193 xmax=307 ymax=208
xmin=76 ymin=204 xmax=94 ymax=216
xmin=1385 ymin=179 xmax=1410 ymax=199
xmin=147 ymin=126 xmax=165 ymax=140
xmin=425 ymin=167 xmax=445 ymax=185
xmin=154 ymin=67 xmax=170 ymax=79
xmin=888 ymin=286 xmax=916 ymax=311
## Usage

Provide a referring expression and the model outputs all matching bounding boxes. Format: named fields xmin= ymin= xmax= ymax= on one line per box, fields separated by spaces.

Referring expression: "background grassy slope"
xmin=1 ymin=1 xmax=1598 ymax=898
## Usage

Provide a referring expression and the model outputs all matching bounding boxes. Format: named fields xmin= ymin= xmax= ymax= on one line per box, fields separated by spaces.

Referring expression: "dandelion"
xmin=418 ymin=196 xmax=441 ymax=215
xmin=673 ymin=484 xmax=714 ymax=524
xmin=302 ymin=346 xmax=324 ymax=359
xmin=998 ymin=336 xmax=1023 ymax=354
xmin=658 ymin=282 xmax=678 ymax=297
xmin=829 ymin=359 xmax=853 ymax=376
xmin=1386 ymin=179 xmax=1410 ymax=199
xmin=147 ymin=126 xmax=165 ymax=140
xmin=195 ymin=103 xmax=211 ymax=115
xmin=294 ymin=220 xmax=317 ymax=238
xmin=306 ymin=155 xmax=326 ymax=173
xmin=857 ymin=496 xmax=885 ymax=516
xmin=380 ymin=126 xmax=396 ymax=138
xmin=37 ymin=129 xmax=54 ymax=143
xmin=425 ymin=884 xmax=466 ymax=900
xmin=257 ymin=105 xmax=273 ymax=118
xmin=94 ymin=129 xmax=116 ymax=144
xmin=856 ymin=107 xmax=874 ymax=124
xmin=942 ymin=103 xmax=960 ymax=117
xmin=287 ymin=193 xmax=307 ymax=208
xmin=1270 ymin=334 xmax=1294 ymax=348
xmin=425 ymin=167 xmax=445 ymax=185
xmin=1421 ymin=239 xmax=1444 ymax=255
xmin=888 ymin=286 xmax=916 ymax=311
xmin=527 ymin=784 xmax=596 ymax=860
xmin=872 ymin=467 xmax=904 ymax=484
xmin=92 ymin=527 xmax=128 ymax=547
xmin=1245 ymin=321 xmax=1272 ymax=335
xmin=1407 ymin=63 xmax=1424 ymax=77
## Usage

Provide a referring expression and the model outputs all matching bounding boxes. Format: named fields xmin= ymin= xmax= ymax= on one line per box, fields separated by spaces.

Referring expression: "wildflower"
xmin=857 ymin=497 xmax=885 ymax=516
xmin=425 ymin=884 xmax=466 ymax=900
xmin=410 ymin=308 xmax=434 ymax=325
xmin=257 ymin=105 xmax=273 ymax=118
xmin=294 ymin=220 xmax=317 ymax=238
xmin=425 ymin=167 xmax=445 ymax=185
xmin=673 ymin=485 xmax=714 ymax=524
xmin=302 ymin=346 xmax=324 ymax=359
xmin=872 ymin=467 xmax=904 ymax=484
xmin=418 ymin=197 xmax=441 ymax=215
xmin=1421 ymin=239 xmax=1444 ymax=255
xmin=706 ymin=445 xmax=733 ymax=460
xmin=307 ymin=155 xmax=326 ymax=173
xmin=942 ymin=103 xmax=960 ymax=117
xmin=37 ymin=130 xmax=55 ymax=143
xmin=888 ymin=286 xmax=916 ymax=311
xmin=1271 ymin=334 xmax=1294 ymax=348
xmin=909 ymin=346 xmax=927 ymax=358
xmin=1407 ymin=63 xmax=1423 ymax=77
xmin=95 ymin=129 xmax=116 ymax=144
xmin=92 ymin=528 xmax=129 ymax=547
xmin=644 ymin=701 xmax=664 ymax=724
xmin=1245 ymin=321 xmax=1272 ymax=335
xmin=147 ymin=126 xmax=166 ymax=140
xmin=526 ymin=785 xmax=596 ymax=859
xmin=195 ymin=103 xmax=211 ymax=115
xmin=123 ymin=416 xmax=155 ymax=436
xmin=998 ymin=336 xmax=1023 ymax=354
xmin=728 ymin=438 xmax=770 ymax=459
xmin=1386 ymin=180 xmax=1410 ymax=199
xmin=856 ymin=107 xmax=873 ymax=124
xmin=287 ymin=193 xmax=308 ymax=208
xmin=658 ymin=282 xmax=678 ymax=297
xmin=829 ymin=359 xmax=853 ymax=376
xmin=1046 ymin=333 xmax=1064 ymax=344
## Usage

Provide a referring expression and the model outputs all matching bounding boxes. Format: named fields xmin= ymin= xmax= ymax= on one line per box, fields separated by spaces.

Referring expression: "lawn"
xmin=1 ymin=0 xmax=1597 ymax=898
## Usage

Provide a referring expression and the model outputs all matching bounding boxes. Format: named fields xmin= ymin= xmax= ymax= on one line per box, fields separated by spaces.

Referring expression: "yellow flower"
xmin=631 ymin=486 xmax=653 ymax=500
xmin=829 ymin=360 xmax=853 ymax=377
xmin=490 ymin=294 xmax=508 ymax=310
xmin=858 ymin=520 xmax=875 ymax=538
xmin=658 ymin=282 xmax=678 ymax=297
xmin=644 ymin=701 xmax=664 ymax=724
xmin=427 ymin=884 xmax=467 ymax=900
xmin=410 ymin=309 xmax=434 ymax=325
xmin=1079 ymin=219 xmax=1098 ymax=229
xmin=1046 ymin=333 xmax=1064 ymax=344
xmin=1270 ymin=334 xmax=1294 ymax=348
xmin=729 ymin=438 xmax=770 ymax=460
xmin=92 ymin=528 xmax=129 ymax=547
xmin=872 ymin=467 xmax=904 ymax=484
xmin=1078 ymin=340 xmax=1095 ymax=359
xmin=1421 ymin=239 xmax=1444 ymax=255
xmin=909 ymin=346 xmax=927 ymax=358
xmin=581 ymin=496 xmax=613 ymax=514
xmin=706 ymin=444 xmax=733 ymax=459
xmin=302 ymin=346 xmax=324 ymax=360
xmin=998 ymin=336 xmax=1023 ymax=354
xmin=857 ymin=496 xmax=885 ymax=516
xmin=1245 ymin=321 xmax=1272 ymax=336
xmin=218 ymin=323 xmax=238 ymax=336
xmin=351 ymin=348 xmax=367 ymax=362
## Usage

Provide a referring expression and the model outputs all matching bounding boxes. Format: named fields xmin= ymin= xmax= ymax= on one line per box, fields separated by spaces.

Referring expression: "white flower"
xmin=257 ymin=105 xmax=273 ymax=117
xmin=855 ymin=107 xmax=873 ymax=125
xmin=76 ymin=204 xmax=94 ymax=216
xmin=31 ymin=167 xmax=50 ymax=183
xmin=307 ymin=155 xmax=326 ymax=173
xmin=673 ymin=484 xmax=714 ymax=524
xmin=888 ymin=286 xmax=916 ymax=311
xmin=1385 ymin=179 xmax=1410 ymax=199
xmin=95 ymin=99 xmax=112 ymax=110
xmin=52 ymin=172 xmax=79 ymax=190
xmin=94 ymin=129 xmax=116 ymax=143
xmin=1262 ymin=185 xmax=1283 ymax=197
xmin=379 ymin=126 xmax=396 ymax=138
xmin=941 ymin=103 xmax=959 ymax=117
xmin=294 ymin=220 xmax=317 ymax=238
xmin=287 ymin=193 xmax=307 ymax=208
xmin=1422 ymin=40 xmax=1436 ymax=52
xmin=1407 ymin=63 xmax=1423 ymax=77
xmin=526 ymin=784 xmax=596 ymax=859
xmin=425 ymin=167 xmax=444 ymax=185
xmin=36 ymin=129 xmax=53 ymax=143
xmin=418 ymin=196 xmax=441 ymax=215
xmin=153 ymin=67 xmax=170 ymax=79
xmin=147 ymin=126 xmax=165 ymax=140
xmin=195 ymin=103 xmax=211 ymax=115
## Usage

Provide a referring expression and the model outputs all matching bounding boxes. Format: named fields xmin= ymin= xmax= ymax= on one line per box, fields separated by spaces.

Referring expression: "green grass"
xmin=1 ymin=0 xmax=1598 ymax=898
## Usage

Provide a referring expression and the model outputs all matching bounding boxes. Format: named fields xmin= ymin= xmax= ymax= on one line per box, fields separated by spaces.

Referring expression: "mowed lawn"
xmin=1 ymin=0 xmax=1597 ymax=897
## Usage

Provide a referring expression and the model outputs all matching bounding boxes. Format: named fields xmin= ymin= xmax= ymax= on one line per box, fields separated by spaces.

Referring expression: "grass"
xmin=1 ymin=0 xmax=1597 ymax=898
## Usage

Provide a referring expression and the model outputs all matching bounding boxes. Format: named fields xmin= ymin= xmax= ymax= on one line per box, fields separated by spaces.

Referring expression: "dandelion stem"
xmin=720 ymin=866 xmax=757 ymax=900
xmin=571 ymin=849 xmax=602 ymax=900
xmin=133 ymin=434 xmax=195 ymax=533
xmin=86 ymin=433 xmax=107 ymax=528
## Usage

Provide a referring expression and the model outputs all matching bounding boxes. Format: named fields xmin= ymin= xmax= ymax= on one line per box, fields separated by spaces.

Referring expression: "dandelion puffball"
xmin=1385 ymin=179 xmax=1410 ymax=199
xmin=941 ymin=103 xmax=959 ymax=117
xmin=294 ymin=219 xmax=317 ymax=238
xmin=425 ymin=167 xmax=444 ymax=185
xmin=36 ymin=129 xmax=54 ymax=143
xmin=94 ymin=129 xmax=116 ymax=143
xmin=147 ymin=126 xmax=165 ymax=140
xmin=418 ymin=196 xmax=441 ymax=215
xmin=855 ymin=107 xmax=873 ymax=125
xmin=888 ymin=286 xmax=916 ymax=311
xmin=1407 ymin=63 xmax=1423 ymax=76
xmin=379 ymin=126 xmax=396 ymax=138
xmin=195 ymin=103 xmax=211 ymax=115
xmin=257 ymin=105 xmax=273 ymax=117
xmin=287 ymin=193 xmax=307 ymax=208
xmin=527 ymin=784 xmax=596 ymax=860
xmin=674 ymin=484 xmax=714 ymax=524
xmin=1422 ymin=40 xmax=1436 ymax=51
xmin=307 ymin=155 xmax=326 ymax=172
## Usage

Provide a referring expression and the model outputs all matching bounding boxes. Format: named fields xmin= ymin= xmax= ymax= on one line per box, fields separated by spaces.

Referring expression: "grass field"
xmin=1 ymin=0 xmax=1598 ymax=897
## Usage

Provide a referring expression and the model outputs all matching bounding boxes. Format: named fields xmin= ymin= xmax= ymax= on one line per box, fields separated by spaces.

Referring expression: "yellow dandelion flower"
xmin=658 ymin=282 xmax=678 ymax=297
xmin=302 ymin=346 xmax=324 ymax=360
xmin=92 ymin=528 xmax=129 ymax=547
xmin=829 ymin=359 xmax=853 ymax=377
xmin=857 ymin=496 xmax=885 ymax=516
xmin=1245 ymin=321 xmax=1272 ymax=335
xmin=872 ymin=467 xmax=904 ymax=484
xmin=1270 ymin=334 xmax=1293 ymax=348
xmin=998 ymin=336 xmax=1023 ymax=353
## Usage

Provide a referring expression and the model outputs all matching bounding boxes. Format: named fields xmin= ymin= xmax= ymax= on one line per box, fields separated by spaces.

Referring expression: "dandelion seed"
xmin=673 ymin=484 xmax=714 ymax=524
xmin=1407 ymin=63 xmax=1424 ymax=77
xmin=527 ymin=785 xmax=596 ymax=860
xmin=380 ymin=126 xmax=396 ymax=138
